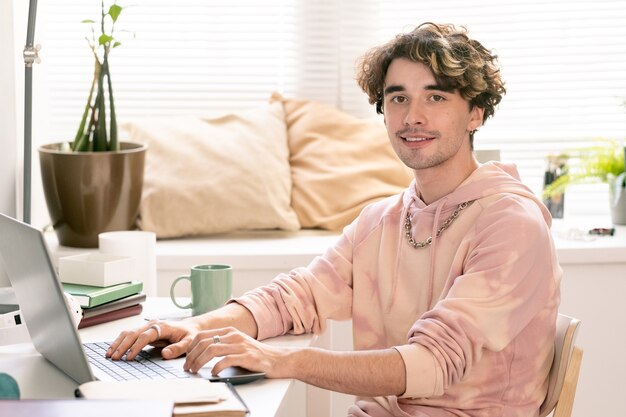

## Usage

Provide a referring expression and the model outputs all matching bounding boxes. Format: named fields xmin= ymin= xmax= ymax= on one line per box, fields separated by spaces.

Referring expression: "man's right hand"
xmin=105 ymin=302 xmax=259 ymax=361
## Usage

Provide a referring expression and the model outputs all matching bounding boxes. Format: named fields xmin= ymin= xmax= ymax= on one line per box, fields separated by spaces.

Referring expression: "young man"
xmin=108 ymin=23 xmax=561 ymax=417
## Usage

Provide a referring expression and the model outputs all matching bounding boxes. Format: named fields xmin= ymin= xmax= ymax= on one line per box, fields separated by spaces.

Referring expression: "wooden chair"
xmin=539 ymin=314 xmax=583 ymax=417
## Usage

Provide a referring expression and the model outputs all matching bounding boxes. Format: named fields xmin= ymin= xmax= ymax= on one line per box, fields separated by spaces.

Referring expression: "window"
xmin=37 ymin=0 xmax=626 ymax=217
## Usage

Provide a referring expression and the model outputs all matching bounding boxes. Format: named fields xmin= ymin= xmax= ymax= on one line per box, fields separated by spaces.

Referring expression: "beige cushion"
xmin=271 ymin=93 xmax=414 ymax=230
xmin=123 ymin=101 xmax=300 ymax=238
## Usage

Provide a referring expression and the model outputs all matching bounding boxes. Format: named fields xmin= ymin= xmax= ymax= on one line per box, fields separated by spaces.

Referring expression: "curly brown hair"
xmin=356 ymin=22 xmax=506 ymax=126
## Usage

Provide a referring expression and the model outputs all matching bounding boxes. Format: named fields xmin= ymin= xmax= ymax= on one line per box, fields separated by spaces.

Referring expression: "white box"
xmin=59 ymin=253 xmax=135 ymax=287
xmin=0 ymin=324 xmax=30 ymax=345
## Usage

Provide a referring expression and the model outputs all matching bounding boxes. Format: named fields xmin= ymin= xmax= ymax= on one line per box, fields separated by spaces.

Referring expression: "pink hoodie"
xmin=235 ymin=162 xmax=562 ymax=417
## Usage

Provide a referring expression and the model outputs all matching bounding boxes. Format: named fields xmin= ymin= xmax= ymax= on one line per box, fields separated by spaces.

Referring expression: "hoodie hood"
xmin=402 ymin=161 xmax=552 ymax=227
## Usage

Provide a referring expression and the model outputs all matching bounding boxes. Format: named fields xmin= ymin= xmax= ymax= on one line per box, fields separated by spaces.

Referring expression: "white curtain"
xmin=38 ymin=0 xmax=626 ymax=216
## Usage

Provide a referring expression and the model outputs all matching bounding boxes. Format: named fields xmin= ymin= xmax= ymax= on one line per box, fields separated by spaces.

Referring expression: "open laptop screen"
xmin=0 ymin=214 xmax=95 ymax=383
xmin=0 ymin=214 xmax=265 ymax=385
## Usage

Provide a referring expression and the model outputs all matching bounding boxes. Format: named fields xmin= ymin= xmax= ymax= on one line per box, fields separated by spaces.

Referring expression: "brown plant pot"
xmin=39 ymin=142 xmax=147 ymax=248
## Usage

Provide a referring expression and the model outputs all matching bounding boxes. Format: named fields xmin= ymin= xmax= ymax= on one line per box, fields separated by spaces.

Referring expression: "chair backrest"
xmin=538 ymin=313 xmax=582 ymax=417
xmin=474 ymin=149 xmax=501 ymax=163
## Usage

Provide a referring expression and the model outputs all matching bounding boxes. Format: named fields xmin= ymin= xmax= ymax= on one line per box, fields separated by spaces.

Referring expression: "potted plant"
xmin=39 ymin=1 xmax=147 ymax=248
xmin=543 ymin=138 xmax=626 ymax=224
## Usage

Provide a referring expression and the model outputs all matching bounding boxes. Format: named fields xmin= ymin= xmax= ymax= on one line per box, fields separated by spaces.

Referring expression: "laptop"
xmin=0 ymin=213 xmax=264 ymax=385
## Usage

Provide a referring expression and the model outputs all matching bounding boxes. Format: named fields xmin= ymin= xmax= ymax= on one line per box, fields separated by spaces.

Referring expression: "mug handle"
xmin=170 ymin=275 xmax=193 ymax=309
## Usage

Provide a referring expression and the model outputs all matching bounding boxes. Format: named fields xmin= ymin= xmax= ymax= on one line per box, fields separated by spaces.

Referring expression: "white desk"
xmin=0 ymin=298 xmax=315 ymax=417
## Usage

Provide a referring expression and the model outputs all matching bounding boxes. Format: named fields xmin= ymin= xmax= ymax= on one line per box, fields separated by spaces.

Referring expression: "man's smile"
xmin=401 ymin=135 xmax=434 ymax=142
xmin=397 ymin=129 xmax=438 ymax=142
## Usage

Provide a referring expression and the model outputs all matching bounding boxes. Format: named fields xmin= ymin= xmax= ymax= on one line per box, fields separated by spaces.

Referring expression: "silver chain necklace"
xmin=404 ymin=200 xmax=476 ymax=249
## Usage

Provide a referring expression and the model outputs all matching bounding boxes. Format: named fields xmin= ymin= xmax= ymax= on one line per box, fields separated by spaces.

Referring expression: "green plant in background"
xmin=542 ymin=137 xmax=626 ymax=199
xmin=71 ymin=1 xmax=129 ymax=152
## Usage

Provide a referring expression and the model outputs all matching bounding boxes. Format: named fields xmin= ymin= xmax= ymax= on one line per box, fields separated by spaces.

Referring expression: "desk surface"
xmin=0 ymin=298 xmax=314 ymax=417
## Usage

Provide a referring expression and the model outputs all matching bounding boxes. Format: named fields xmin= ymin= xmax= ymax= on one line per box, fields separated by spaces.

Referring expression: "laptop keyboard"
xmin=83 ymin=342 xmax=191 ymax=380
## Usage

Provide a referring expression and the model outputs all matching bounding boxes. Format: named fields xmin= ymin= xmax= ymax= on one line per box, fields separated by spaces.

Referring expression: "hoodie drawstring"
xmin=427 ymin=198 xmax=447 ymax=307
xmin=387 ymin=199 xmax=412 ymax=312
xmin=387 ymin=195 xmax=447 ymax=311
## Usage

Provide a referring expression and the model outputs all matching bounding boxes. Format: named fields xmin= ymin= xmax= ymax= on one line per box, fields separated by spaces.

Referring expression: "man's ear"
xmin=468 ymin=106 xmax=484 ymax=132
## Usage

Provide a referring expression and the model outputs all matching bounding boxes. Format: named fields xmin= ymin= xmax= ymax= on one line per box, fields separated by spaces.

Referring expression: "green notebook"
xmin=62 ymin=281 xmax=143 ymax=308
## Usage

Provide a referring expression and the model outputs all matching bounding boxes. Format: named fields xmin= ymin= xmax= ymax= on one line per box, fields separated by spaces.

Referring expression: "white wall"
xmin=0 ymin=1 xmax=18 ymax=219
xmin=0 ymin=0 xmax=48 ymax=228
xmin=0 ymin=0 xmax=20 ymax=289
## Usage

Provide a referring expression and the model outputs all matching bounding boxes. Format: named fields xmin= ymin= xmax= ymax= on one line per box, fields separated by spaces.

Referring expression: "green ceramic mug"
xmin=170 ymin=264 xmax=233 ymax=316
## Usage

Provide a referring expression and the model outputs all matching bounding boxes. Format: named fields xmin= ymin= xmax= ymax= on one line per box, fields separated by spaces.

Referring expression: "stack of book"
xmin=58 ymin=253 xmax=146 ymax=329
xmin=62 ymin=282 xmax=145 ymax=329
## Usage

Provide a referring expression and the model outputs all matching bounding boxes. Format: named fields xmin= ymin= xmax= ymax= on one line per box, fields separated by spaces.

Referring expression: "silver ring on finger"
xmin=149 ymin=323 xmax=161 ymax=339
xmin=213 ymin=335 xmax=220 ymax=344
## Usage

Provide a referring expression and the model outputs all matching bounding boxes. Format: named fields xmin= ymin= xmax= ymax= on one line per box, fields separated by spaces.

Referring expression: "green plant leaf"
xmin=99 ymin=34 xmax=114 ymax=46
xmin=109 ymin=4 xmax=123 ymax=22
xmin=75 ymin=1 xmax=131 ymax=152
xmin=543 ymin=138 xmax=625 ymax=199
